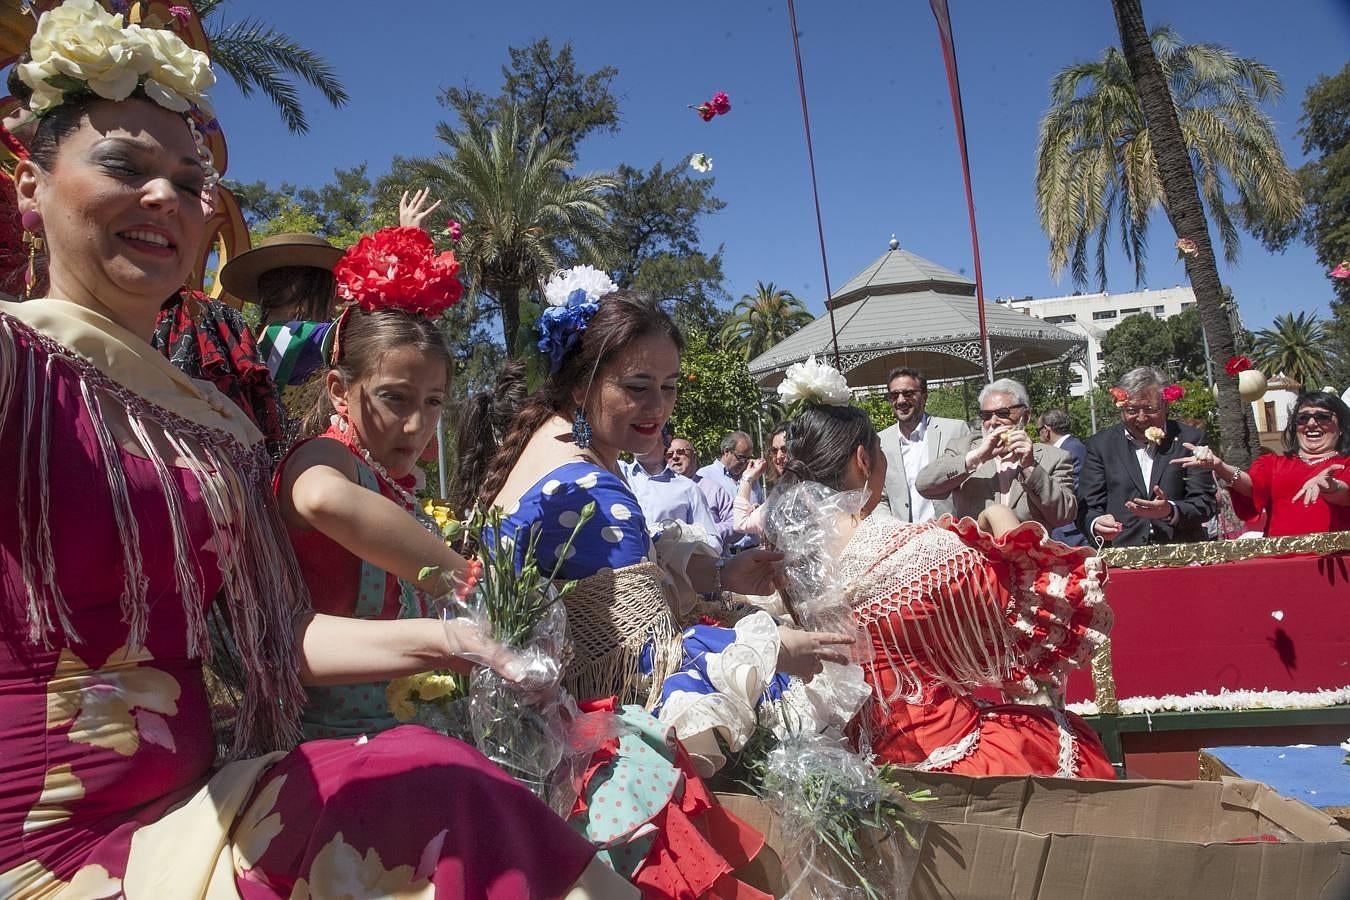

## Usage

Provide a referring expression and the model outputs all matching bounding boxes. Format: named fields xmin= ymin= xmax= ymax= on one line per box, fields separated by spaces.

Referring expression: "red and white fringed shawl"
xmin=0 ymin=299 xmax=311 ymax=757
xmin=840 ymin=513 xmax=1111 ymax=707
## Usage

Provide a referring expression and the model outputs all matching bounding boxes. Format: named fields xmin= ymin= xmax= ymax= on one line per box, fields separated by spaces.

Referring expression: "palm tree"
xmin=1107 ymin=0 xmax=1262 ymax=466
xmin=720 ymin=282 xmax=814 ymax=360
xmin=196 ymin=0 xmax=349 ymax=134
xmin=407 ymin=110 xmax=616 ymax=355
xmin=1036 ymin=25 xmax=1303 ymax=291
xmin=1252 ymin=312 xmax=1334 ymax=389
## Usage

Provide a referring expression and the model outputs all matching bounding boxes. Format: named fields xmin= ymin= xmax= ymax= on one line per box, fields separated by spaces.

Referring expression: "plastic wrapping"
xmin=755 ymin=732 xmax=929 ymax=900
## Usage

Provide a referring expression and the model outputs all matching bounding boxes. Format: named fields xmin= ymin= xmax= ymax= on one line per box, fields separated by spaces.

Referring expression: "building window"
xmin=1096 ymin=351 xmax=1105 ymax=362
xmin=1120 ymin=307 xmax=1141 ymax=315
xmin=1154 ymin=305 xmax=1166 ymax=315
xmin=1044 ymin=314 xmax=1075 ymax=324
xmin=1092 ymin=310 xmax=1117 ymax=321
xmin=1263 ymin=401 xmax=1277 ymax=431
xmin=1181 ymin=302 xmax=1195 ymax=309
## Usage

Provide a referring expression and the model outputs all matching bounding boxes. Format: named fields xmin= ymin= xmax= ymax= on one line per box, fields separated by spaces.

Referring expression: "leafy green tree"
xmin=195 ymin=0 xmax=348 ymax=135
xmin=1252 ymin=311 xmax=1335 ymax=389
xmin=1036 ymin=25 xmax=1302 ymax=291
xmin=720 ymin=282 xmax=814 ymax=361
xmin=228 ymin=164 xmax=391 ymax=247
xmin=1099 ymin=308 xmax=1207 ymax=385
xmin=670 ymin=331 xmax=765 ymax=461
xmin=439 ymin=38 xmax=619 ymax=157
xmin=609 ymin=161 xmax=730 ymax=335
xmin=405 ymin=111 xmax=616 ymax=355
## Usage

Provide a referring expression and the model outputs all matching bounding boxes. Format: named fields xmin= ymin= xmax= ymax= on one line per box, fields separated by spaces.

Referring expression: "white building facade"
xmin=996 ymin=286 xmax=1198 ymax=396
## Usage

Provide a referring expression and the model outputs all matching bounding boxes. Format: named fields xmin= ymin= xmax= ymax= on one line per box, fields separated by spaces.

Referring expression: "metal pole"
xmin=436 ymin=415 xmax=448 ymax=499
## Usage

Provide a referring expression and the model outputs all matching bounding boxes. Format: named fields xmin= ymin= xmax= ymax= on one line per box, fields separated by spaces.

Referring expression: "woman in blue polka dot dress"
xmin=458 ymin=282 xmax=857 ymax=896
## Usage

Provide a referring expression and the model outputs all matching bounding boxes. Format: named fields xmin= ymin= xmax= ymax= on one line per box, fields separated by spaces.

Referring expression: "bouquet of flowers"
xmin=744 ymin=730 xmax=933 ymax=900
xmin=412 ymin=503 xmax=595 ymax=802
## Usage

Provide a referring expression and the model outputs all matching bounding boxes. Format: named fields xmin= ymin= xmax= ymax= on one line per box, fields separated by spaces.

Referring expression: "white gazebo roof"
xmin=748 ymin=238 xmax=1087 ymax=387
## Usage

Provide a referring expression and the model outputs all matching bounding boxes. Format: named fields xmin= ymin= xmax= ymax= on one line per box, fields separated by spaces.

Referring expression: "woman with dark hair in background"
xmin=732 ymin=419 xmax=790 ymax=537
xmin=769 ymin=360 xmax=1115 ymax=778
xmin=1173 ymin=390 xmax=1350 ymax=536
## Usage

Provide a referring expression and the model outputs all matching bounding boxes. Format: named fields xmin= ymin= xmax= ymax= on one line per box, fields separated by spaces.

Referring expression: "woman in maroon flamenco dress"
xmin=0 ymin=6 xmax=627 ymax=896
xmin=773 ymin=399 xmax=1116 ymax=778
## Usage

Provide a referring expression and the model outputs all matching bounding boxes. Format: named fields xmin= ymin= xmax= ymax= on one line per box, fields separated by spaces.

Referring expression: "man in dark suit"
xmin=1080 ymin=366 xmax=1217 ymax=547
xmin=1038 ymin=408 xmax=1087 ymax=545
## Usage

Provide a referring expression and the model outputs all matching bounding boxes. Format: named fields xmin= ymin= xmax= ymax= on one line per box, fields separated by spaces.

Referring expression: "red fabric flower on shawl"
xmin=334 ymin=226 xmax=463 ymax=317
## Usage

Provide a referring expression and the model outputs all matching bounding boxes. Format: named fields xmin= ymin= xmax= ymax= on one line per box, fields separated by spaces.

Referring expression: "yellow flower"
xmin=289 ymin=831 xmax=433 ymax=899
xmin=385 ymin=677 xmax=418 ymax=723
xmin=47 ymin=644 xmax=181 ymax=757
xmin=412 ymin=673 xmax=459 ymax=702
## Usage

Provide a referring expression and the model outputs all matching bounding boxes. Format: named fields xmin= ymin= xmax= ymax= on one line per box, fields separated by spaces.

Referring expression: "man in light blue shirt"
xmin=696 ymin=430 xmax=761 ymax=550
xmin=666 ymin=436 xmax=736 ymax=549
xmin=621 ymin=430 xmax=723 ymax=554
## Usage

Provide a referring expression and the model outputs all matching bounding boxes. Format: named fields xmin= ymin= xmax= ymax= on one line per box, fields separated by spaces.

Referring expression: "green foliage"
xmin=198 ymin=0 xmax=348 ymax=135
xmin=227 ymin=164 xmax=391 ymax=248
xmin=610 ymin=161 xmax=730 ymax=335
xmin=670 ymin=331 xmax=765 ymax=460
xmin=403 ymin=111 xmax=616 ymax=355
xmin=1099 ymin=309 xmax=1208 ymax=385
xmin=439 ymin=38 xmax=620 ymax=157
xmin=1252 ymin=311 xmax=1336 ymax=389
xmin=1036 ymin=26 xmax=1303 ymax=289
xmin=720 ymin=282 xmax=814 ymax=361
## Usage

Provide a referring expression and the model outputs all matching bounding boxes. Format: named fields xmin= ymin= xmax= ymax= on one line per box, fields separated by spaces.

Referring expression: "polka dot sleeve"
xmin=509 ymin=462 xmax=651 ymax=581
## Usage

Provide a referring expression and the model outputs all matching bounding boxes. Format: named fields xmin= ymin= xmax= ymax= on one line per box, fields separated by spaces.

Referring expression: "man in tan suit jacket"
xmin=876 ymin=366 xmax=971 ymax=522
xmin=916 ymin=378 xmax=1076 ymax=530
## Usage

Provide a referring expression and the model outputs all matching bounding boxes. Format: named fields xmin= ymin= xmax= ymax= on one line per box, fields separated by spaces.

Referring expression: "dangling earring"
xmin=329 ymin=412 xmax=351 ymax=435
xmin=572 ymin=407 xmax=592 ymax=449
xmin=20 ymin=210 xmax=43 ymax=301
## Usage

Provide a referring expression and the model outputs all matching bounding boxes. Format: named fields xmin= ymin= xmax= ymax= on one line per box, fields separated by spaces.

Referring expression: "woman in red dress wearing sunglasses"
xmin=1173 ymin=391 xmax=1350 ymax=537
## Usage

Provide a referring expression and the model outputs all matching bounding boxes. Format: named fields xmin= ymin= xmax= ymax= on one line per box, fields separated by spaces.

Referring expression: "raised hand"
xmin=1171 ymin=442 xmax=1224 ymax=471
xmin=1292 ymin=464 xmax=1346 ymax=506
xmin=722 ymin=548 xmax=786 ymax=596
xmin=1092 ymin=514 xmax=1124 ymax=540
xmin=742 ymin=457 xmax=769 ymax=483
xmin=398 ymin=187 xmax=442 ymax=230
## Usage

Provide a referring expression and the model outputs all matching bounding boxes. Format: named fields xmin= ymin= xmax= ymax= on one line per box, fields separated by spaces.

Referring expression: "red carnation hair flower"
xmin=1225 ymin=355 xmax=1252 ymax=376
xmin=334 ymin=226 xmax=463 ymax=317
xmin=1108 ymin=387 xmax=1129 ymax=407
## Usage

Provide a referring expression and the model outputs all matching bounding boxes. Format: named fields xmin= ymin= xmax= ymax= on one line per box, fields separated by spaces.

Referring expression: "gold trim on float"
xmin=1100 ymin=532 xmax=1350 ymax=570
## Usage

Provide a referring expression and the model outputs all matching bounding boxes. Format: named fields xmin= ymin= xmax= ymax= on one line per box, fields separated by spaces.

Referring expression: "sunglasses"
xmin=1295 ymin=411 xmax=1336 ymax=427
xmin=1121 ymin=405 xmax=1159 ymax=416
xmin=665 ymin=448 xmax=692 ymax=458
xmin=886 ymin=389 xmax=923 ymax=401
xmin=770 ymin=446 xmax=788 ymax=457
xmin=727 ymin=451 xmax=751 ymax=462
xmin=977 ymin=404 xmax=1026 ymax=422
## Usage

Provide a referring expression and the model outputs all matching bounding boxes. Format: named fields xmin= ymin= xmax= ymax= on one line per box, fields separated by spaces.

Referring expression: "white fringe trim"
xmin=1068 ymin=686 xmax=1350 ymax=716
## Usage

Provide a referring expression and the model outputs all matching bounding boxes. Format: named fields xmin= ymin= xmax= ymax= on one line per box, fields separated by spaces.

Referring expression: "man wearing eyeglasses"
xmin=876 ymin=367 xmax=970 ymax=522
xmin=621 ymin=426 xmax=724 ymax=554
xmin=665 ymin=436 xmax=737 ymax=548
xmin=1079 ymin=366 xmax=1217 ymax=546
xmin=697 ymin=431 xmax=762 ymax=549
xmin=915 ymin=378 xmax=1077 ymax=531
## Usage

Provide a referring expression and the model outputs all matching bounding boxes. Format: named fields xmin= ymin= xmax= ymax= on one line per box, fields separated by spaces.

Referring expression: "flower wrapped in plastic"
xmin=749 ymin=731 xmax=932 ymax=900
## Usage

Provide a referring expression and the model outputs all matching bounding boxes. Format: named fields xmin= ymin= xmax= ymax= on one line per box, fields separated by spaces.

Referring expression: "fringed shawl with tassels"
xmin=0 ymin=299 xmax=310 ymax=757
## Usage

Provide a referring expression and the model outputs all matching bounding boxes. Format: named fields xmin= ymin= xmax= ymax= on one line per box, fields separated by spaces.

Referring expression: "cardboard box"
xmin=720 ymin=771 xmax=1350 ymax=899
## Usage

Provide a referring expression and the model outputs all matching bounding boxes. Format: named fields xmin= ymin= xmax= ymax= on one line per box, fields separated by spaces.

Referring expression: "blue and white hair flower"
xmin=537 ymin=266 xmax=618 ymax=374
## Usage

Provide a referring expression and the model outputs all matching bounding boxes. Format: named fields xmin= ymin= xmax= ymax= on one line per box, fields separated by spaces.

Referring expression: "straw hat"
xmin=219 ymin=233 xmax=343 ymax=303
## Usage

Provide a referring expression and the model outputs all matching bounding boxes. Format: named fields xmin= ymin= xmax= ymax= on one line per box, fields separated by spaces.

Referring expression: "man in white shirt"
xmin=876 ymin=366 xmax=970 ymax=522
xmin=621 ymin=429 xmax=723 ymax=553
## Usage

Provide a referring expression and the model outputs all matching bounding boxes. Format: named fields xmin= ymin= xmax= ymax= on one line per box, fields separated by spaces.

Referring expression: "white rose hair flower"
xmin=543 ymin=264 xmax=618 ymax=308
xmin=777 ymin=355 xmax=851 ymax=407
xmin=17 ymin=0 xmax=214 ymax=119
xmin=689 ymin=153 xmax=713 ymax=173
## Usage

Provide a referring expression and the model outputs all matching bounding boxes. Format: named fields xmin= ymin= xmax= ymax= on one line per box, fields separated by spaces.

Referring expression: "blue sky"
xmin=208 ymin=0 xmax=1350 ymax=332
